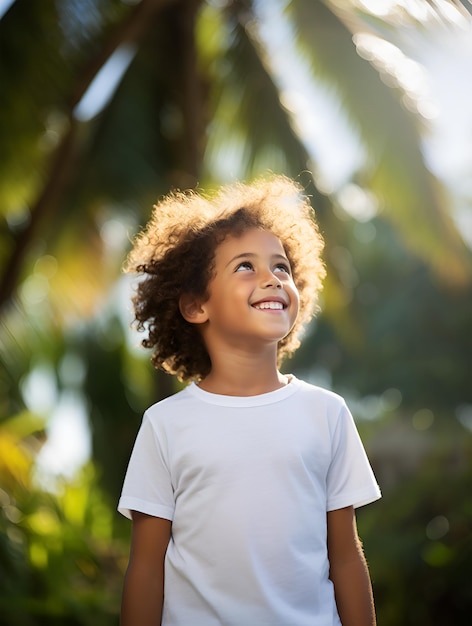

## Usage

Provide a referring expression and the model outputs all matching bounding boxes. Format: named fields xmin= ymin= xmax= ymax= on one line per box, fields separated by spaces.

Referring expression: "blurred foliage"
xmin=357 ymin=418 xmax=472 ymax=625
xmin=0 ymin=413 xmax=128 ymax=625
xmin=291 ymin=212 xmax=472 ymax=412
xmin=1 ymin=0 xmax=472 ymax=624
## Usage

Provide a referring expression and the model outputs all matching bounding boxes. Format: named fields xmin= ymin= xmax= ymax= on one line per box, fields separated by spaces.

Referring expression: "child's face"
xmin=199 ymin=228 xmax=299 ymax=353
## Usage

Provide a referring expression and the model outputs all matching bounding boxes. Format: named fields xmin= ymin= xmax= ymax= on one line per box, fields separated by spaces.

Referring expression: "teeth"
xmin=253 ymin=301 xmax=284 ymax=310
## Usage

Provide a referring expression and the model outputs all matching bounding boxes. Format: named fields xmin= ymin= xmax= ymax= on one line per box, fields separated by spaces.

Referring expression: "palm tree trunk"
xmin=0 ymin=0 xmax=176 ymax=312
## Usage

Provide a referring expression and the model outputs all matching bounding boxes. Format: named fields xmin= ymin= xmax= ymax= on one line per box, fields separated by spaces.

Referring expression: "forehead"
xmin=214 ymin=228 xmax=286 ymax=261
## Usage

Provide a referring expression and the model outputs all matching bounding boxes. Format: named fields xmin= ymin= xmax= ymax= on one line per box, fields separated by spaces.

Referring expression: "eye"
xmin=274 ymin=262 xmax=290 ymax=274
xmin=235 ymin=261 xmax=254 ymax=272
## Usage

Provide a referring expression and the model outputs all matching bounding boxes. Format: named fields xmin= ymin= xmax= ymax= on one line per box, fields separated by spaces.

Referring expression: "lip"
xmin=251 ymin=296 xmax=288 ymax=309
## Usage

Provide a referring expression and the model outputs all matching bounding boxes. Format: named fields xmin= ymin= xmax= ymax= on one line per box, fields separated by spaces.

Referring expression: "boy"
xmin=118 ymin=175 xmax=381 ymax=626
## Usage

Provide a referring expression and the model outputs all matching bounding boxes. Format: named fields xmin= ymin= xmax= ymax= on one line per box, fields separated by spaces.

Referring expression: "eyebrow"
xmin=225 ymin=252 xmax=289 ymax=268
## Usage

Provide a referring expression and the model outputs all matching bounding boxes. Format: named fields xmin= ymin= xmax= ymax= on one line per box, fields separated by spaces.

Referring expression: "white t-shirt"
xmin=118 ymin=376 xmax=381 ymax=626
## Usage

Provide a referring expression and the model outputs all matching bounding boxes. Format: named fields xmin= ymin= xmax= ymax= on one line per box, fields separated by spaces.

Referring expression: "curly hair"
xmin=124 ymin=174 xmax=326 ymax=381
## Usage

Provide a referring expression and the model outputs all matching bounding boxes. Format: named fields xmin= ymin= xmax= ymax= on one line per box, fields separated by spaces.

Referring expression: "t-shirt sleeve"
xmin=117 ymin=412 xmax=175 ymax=521
xmin=326 ymin=400 xmax=381 ymax=511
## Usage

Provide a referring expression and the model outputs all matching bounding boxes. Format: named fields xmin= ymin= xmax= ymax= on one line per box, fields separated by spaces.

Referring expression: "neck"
xmin=198 ymin=346 xmax=288 ymax=396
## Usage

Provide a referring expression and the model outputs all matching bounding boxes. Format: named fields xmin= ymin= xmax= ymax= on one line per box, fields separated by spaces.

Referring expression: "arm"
xmin=327 ymin=506 xmax=376 ymax=626
xmin=121 ymin=511 xmax=172 ymax=626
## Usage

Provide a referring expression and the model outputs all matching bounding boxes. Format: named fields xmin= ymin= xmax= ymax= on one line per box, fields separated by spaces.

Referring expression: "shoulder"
xmin=291 ymin=376 xmax=347 ymax=410
xmin=144 ymin=384 xmax=198 ymax=425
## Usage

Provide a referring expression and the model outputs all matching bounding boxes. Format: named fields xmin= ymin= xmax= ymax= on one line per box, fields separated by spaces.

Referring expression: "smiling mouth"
xmin=252 ymin=301 xmax=285 ymax=310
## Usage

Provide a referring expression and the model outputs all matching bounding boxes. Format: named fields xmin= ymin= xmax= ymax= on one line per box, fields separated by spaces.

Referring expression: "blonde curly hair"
xmin=125 ymin=174 xmax=326 ymax=381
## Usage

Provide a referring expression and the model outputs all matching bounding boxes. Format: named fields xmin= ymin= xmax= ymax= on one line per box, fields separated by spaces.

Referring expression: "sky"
xmin=406 ymin=19 xmax=472 ymax=244
xmin=0 ymin=0 xmax=13 ymax=19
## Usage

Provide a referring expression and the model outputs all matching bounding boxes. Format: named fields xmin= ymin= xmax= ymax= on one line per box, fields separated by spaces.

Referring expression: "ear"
xmin=179 ymin=293 xmax=209 ymax=325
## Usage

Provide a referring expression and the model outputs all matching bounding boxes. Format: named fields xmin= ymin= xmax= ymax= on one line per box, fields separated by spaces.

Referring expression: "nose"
xmin=261 ymin=270 xmax=283 ymax=289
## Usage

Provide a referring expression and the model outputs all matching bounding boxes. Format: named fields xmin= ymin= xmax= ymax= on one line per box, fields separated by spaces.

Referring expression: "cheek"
xmin=290 ymin=286 xmax=300 ymax=317
xmin=288 ymin=280 xmax=300 ymax=303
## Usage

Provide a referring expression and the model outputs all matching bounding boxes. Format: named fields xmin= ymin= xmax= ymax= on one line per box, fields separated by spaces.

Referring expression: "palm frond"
xmin=287 ymin=0 xmax=471 ymax=284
